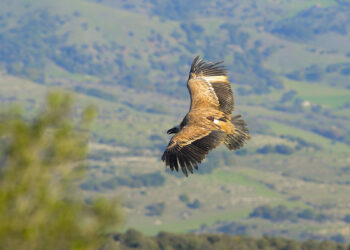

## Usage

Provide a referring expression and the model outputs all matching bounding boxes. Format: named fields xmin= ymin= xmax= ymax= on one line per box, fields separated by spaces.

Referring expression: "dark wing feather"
xmin=190 ymin=56 xmax=227 ymax=77
xmin=225 ymin=115 xmax=250 ymax=150
xmin=211 ymin=82 xmax=234 ymax=114
xmin=162 ymin=129 xmax=226 ymax=177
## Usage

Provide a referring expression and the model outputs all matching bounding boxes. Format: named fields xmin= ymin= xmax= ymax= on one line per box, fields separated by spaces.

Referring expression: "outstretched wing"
xmin=187 ymin=56 xmax=234 ymax=115
xmin=161 ymin=125 xmax=226 ymax=177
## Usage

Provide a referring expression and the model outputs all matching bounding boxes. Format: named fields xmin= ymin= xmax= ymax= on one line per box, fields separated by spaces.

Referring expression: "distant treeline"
xmin=80 ymin=171 xmax=165 ymax=191
xmin=271 ymin=4 xmax=350 ymax=41
xmin=0 ymin=9 xmax=282 ymax=96
xmin=250 ymin=204 xmax=350 ymax=226
xmin=104 ymin=229 xmax=350 ymax=250
xmin=249 ymin=205 xmax=330 ymax=223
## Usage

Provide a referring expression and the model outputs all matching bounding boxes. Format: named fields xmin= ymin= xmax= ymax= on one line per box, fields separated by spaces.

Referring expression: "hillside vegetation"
xmin=1 ymin=0 xmax=350 ymax=243
xmin=108 ymin=229 xmax=350 ymax=250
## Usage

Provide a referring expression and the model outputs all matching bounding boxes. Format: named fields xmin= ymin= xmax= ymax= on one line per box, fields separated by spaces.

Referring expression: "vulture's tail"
xmin=224 ymin=115 xmax=250 ymax=150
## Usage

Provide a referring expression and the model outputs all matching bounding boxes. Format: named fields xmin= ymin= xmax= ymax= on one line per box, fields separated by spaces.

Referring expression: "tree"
xmin=187 ymin=199 xmax=201 ymax=209
xmin=179 ymin=194 xmax=190 ymax=203
xmin=145 ymin=202 xmax=166 ymax=216
xmin=0 ymin=92 xmax=123 ymax=250
xmin=275 ymin=144 xmax=294 ymax=155
xmin=343 ymin=214 xmax=350 ymax=223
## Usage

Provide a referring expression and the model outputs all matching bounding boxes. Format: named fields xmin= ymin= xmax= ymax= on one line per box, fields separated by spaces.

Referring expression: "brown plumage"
xmin=162 ymin=56 xmax=250 ymax=177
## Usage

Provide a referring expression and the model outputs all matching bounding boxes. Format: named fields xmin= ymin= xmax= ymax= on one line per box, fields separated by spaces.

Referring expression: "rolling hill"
xmin=1 ymin=0 xmax=350 ymax=243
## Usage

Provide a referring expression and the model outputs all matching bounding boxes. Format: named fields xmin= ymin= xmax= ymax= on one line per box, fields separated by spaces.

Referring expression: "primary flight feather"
xmin=162 ymin=56 xmax=250 ymax=177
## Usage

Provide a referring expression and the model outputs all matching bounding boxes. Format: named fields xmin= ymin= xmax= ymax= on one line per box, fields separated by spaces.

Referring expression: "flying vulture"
xmin=162 ymin=56 xmax=250 ymax=177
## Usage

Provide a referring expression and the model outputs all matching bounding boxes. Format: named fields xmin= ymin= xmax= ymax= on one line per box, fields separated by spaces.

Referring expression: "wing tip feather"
xmin=189 ymin=56 xmax=227 ymax=79
xmin=162 ymin=130 xmax=226 ymax=177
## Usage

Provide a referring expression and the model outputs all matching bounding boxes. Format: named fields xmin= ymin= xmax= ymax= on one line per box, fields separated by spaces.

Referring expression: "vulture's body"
xmin=162 ymin=56 xmax=250 ymax=176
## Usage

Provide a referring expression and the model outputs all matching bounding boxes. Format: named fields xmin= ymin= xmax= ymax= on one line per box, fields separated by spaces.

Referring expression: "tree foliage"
xmin=145 ymin=202 xmax=166 ymax=216
xmin=249 ymin=205 xmax=330 ymax=223
xmin=271 ymin=5 xmax=349 ymax=41
xmin=0 ymin=92 xmax=123 ymax=250
xmin=101 ymin=171 xmax=165 ymax=189
xmin=105 ymin=229 xmax=350 ymax=250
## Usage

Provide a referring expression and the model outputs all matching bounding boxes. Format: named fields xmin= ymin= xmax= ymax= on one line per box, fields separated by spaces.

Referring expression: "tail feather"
xmin=225 ymin=115 xmax=250 ymax=150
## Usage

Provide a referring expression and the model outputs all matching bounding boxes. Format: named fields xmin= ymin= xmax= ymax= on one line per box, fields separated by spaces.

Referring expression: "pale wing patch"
xmin=201 ymin=75 xmax=228 ymax=83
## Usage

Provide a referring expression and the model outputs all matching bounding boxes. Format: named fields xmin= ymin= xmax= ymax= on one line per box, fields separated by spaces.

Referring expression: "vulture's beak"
xmin=167 ymin=127 xmax=178 ymax=134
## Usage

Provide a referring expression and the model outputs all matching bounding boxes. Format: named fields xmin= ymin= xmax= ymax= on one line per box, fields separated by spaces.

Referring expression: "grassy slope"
xmin=282 ymin=78 xmax=350 ymax=108
xmin=1 ymin=0 xmax=350 ymax=241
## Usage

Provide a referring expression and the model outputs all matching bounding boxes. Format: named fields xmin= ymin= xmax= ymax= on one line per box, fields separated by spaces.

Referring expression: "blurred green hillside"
xmin=1 ymin=0 xmax=350 ymax=244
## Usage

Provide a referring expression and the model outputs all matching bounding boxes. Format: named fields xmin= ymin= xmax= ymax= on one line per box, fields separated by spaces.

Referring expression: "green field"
xmin=282 ymin=78 xmax=350 ymax=108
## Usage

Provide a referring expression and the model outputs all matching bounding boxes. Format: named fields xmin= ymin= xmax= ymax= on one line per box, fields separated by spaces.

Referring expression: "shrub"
xmin=115 ymin=171 xmax=165 ymax=188
xmin=179 ymin=194 xmax=190 ymax=203
xmin=256 ymin=145 xmax=275 ymax=154
xmin=187 ymin=199 xmax=201 ymax=209
xmin=0 ymin=92 xmax=123 ymax=249
xmin=275 ymin=144 xmax=294 ymax=155
xmin=343 ymin=214 xmax=350 ymax=223
xmin=145 ymin=202 xmax=165 ymax=216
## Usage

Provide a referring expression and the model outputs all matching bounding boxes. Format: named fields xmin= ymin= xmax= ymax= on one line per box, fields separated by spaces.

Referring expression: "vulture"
xmin=161 ymin=56 xmax=250 ymax=177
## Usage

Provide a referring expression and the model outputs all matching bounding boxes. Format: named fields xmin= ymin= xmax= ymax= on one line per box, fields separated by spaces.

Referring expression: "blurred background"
xmin=1 ymin=0 xmax=350 ymax=247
